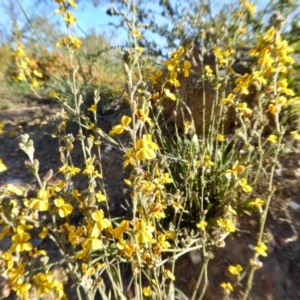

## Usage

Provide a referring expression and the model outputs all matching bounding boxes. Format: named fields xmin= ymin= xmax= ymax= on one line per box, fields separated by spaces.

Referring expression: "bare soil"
xmin=0 ymin=99 xmax=299 ymax=300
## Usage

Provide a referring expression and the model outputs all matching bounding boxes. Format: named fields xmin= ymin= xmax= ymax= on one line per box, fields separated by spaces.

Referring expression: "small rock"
xmin=288 ymin=201 xmax=300 ymax=210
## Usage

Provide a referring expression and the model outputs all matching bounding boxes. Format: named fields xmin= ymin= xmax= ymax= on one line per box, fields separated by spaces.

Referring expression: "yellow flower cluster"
xmin=228 ymin=264 xmax=243 ymax=275
xmin=240 ymin=0 xmax=256 ymax=15
xmin=163 ymin=46 xmax=192 ymax=88
xmin=254 ymin=242 xmax=268 ymax=257
xmin=55 ymin=0 xmax=82 ymax=50
xmin=249 ymin=26 xmax=294 ymax=91
xmin=12 ymin=42 xmax=44 ymax=90
xmin=213 ymin=47 xmax=236 ymax=67
xmin=124 ymin=134 xmax=159 ymax=167
xmin=55 ymin=0 xmax=77 ymax=26
xmin=56 ymin=35 xmax=82 ymax=49
xmin=217 ymin=218 xmax=236 ymax=233
xmin=33 ymin=272 xmax=64 ymax=298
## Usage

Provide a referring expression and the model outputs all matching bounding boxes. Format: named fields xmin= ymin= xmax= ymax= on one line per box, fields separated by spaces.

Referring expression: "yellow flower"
xmin=39 ymin=227 xmax=48 ymax=239
xmin=64 ymin=11 xmax=76 ymax=26
xmin=169 ymin=71 xmax=180 ymax=87
xmin=54 ymin=5 xmax=66 ymax=15
xmin=220 ymin=282 xmax=233 ymax=292
xmin=205 ymin=65 xmax=213 ymax=74
xmin=13 ymin=282 xmax=32 ymax=299
xmin=217 ymin=218 xmax=236 ymax=233
xmin=234 ymin=74 xmax=251 ymax=95
xmin=87 ymin=104 xmax=97 ymax=113
xmin=117 ymin=239 xmax=137 ymax=257
xmin=11 ymin=229 xmax=32 ymax=252
xmin=238 ymin=178 xmax=253 ymax=193
xmin=149 ymin=203 xmax=166 ymax=219
xmin=25 ymin=188 xmax=49 ymax=212
xmin=157 ymin=233 xmax=170 ymax=249
xmin=254 ymin=242 xmax=268 ymax=257
xmin=33 ymin=272 xmax=64 ymax=297
xmin=136 ymin=46 xmax=144 ymax=53
xmin=216 ymin=134 xmax=225 ymax=142
xmin=91 ymin=210 xmax=111 ymax=231
xmin=251 ymin=71 xmax=267 ymax=85
xmin=171 ymin=201 xmax=184 ymax=214
xmin=132 ymin=29 xmax=141 ymax=38
xmin=258 ymin=49 xmax=275 ymax=70
xmin=276 ymin=95 xmax=288 ymax=106
xmin=67 ymin=225 xmax=84 ymax=246
xmin=56 ymin=35 xmax=82 ymax=49
xmin=32 ymin=69 xmax=43 ymax=78
xmin=213 ymin=47 xmax=226 ymax=66
xmin=237 ymin=102 xmax=253 ymax=116
xmin=33 ymin=272 xmax=54 ymax=295
xmin=82 ymin=263 xmax=95 ymax=276
xmin=16 ymin=72 xmax=26 ymax=81
xmin=68 ymin=0 xmax=78 ymax=8
xmin=135 ymin=219 xmax=154 ymax=244
xmin=268 ymin=104 xmax=279 ymax=115
xmin=242 ymin=0 xmax=256 ymax=15
xmin=277 ymin=78 xmax=295 ymax=96
xmin=156 ymin=172 xmax=173 ymax=184
xmin=164 ymin=88 xmax=176 ymax=100
xmin=197 ymin=155 xmax=214 ymax=167
xmin=136 ymin=108 xmax=152 ymax=124
xmin=226 ymin=205 xmax=237 ymax=216
xmin=109 ymin=115 xmax=132 ymax=135
xmin=54 ymin=197 xmax=74 ymax=217
xmin=290 ymin=131 xmax=300 ymax=140
xmin=15 ymin=42 xmax=26 ymax=57
xmin=183 ymin=60 xmax=191 ymax=77
xmin=69 ymin=35 xmax=82 ymax=49
xmin=58 ymin=164 xmax=81 ymax=175
xmin=196 ymin=220 xmax=208 ymax=231
xmin=228 ymin=264 xmax=243 ymax=275
xmin=139 ymin=180 xmax=156 ymax=194
xmin=82 ymin=230 xmax=103 ymax=251
xmin=220 ymin=93 xmax=235 ymax=106
xmin=110 ymin=220 xmax=130 ymax=240
xmin=149 ymin=69 xmax=163 ymax=84
xmin=82 ymin=163 xmax=95 ymax=175
xmin=135 ymin=134 xmax=159 ymax=161
xmin=261 ymin=27 xmax=276 ymax=42
xmin=164 ymin=269 xmax=176 ymax=281
xmin=30 ymin=78 xmax=40 ymax=89
xmin=266 ymin=134 xmax=278 ymax=144
xmin=8 ymin=263 xmax=25 ymax=285
xmin=95 ymin=191 xmax=106 ymax=202
xmin=136 ymin=148 xmax=155 ymax=161
xmin=164 ymin=58 xmax=176 ymax=72
xmin=143 ymin=286 xmax=152 ymax=297
xmin=248 ymin=198 xmax=265 ymax=209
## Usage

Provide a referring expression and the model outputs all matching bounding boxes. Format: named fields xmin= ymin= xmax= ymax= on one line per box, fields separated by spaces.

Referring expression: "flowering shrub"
xmin=0 ymin=0 xmax=300 ymax=299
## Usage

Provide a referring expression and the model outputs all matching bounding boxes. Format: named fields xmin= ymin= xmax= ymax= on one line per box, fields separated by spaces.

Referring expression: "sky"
xmin=0 ymin=0 xmax=127 ymax=45
xmin=0 ymin=0 xmax=298 ymax=48
xmin=0 ymin=0 xmax=234 ymax=44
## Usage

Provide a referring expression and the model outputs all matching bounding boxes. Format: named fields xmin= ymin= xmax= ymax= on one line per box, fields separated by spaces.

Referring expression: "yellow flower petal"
xmin=164 ymin=88 xmax=176 ymax=100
